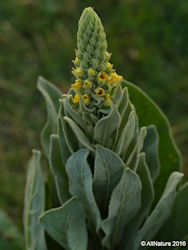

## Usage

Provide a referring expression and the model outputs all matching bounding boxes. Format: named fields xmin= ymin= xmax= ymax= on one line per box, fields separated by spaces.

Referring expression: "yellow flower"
xmin=71 ymin=80 xmax=82 ymax=90
xmin=105 ymin=94 xmax=111 ymax=106
xmin=95 ymin=87 xmax=105 ymax=97
xmin=106 ymin=62 xmax=113 ymax=71
xmin=97 ymin=72 xmax=108 ymax=83
xmin=73 ymin=57 xmax=79 ymax=65
xmin=81 ymin=93 xmax=90 ymax=104
xmin=105 ymin=51 xmax=111 ymax=60
xmin=83 ymin=80 xmax=92 ymax=89
xmin=88 ymin=68 xmax=95 ymax=76
xmin=73 ymin=93 xmax=80 ymax=103
xmin=108 ymin=72 xmax=123 ymax=87
xmin=73 ymin=67 xmax=83 ymax=77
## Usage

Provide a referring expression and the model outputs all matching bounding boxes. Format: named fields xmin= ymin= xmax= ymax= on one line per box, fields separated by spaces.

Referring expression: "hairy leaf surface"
xmin=66 ymin=149 xmax=101 ymax=231
xmin=24 ymin=150 xmax=46 ymax=250
xmin=102 ymin=167 xmax=142 ymax=249
xmin=49 ymin=134 xmax=70 ymax=204
xmin=37 ymin=76 xmax=62 ymax=156
xmin=40 ymin=197 xmax=87 ymax=250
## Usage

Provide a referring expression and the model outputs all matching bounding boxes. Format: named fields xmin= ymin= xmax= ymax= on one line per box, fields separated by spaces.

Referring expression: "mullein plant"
xmin=24 ymin=7 xmax=188 ymax=250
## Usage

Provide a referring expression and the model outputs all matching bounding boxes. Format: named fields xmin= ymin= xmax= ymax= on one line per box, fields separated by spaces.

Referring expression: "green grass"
xmin=0 ymin=0 xmax=187 ymax=227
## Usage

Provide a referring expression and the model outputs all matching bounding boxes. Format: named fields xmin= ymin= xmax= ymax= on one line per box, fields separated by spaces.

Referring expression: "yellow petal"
xmin=95 ymin=88 xmax=105 ymax=97
xmin=81 ymin=94 xmax=90 ymax=104
xmin=73 ymin=93 xmax=80 ymax=103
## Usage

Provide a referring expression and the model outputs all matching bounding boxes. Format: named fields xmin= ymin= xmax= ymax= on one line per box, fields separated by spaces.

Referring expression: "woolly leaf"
xmin=49 ymin=134 xmax=70 ymax=204
xmin=64 ymin=116 xmax=94 ymax=152
xmin=112 ymin=85 xmax=123 ymax=106
xmin=119 ymin=102 xmax=135 ymax=138
xmin=118 ymin=87 xmax=129 ymax=118
xmin=115 ymin=111 xmax=136 ymax=156
xmin=57 ymin=117 xmax=71 ymax=165
xmin=126 ymin=126 xmax=147 ymax=170
xmin=102 ymin=167 xmax=142 ymax=249
xmin=57 ymin=100 xmax=71 ymax=164
xmin=61 ymin=117 xmax=79 ymax=154
xmin=24 ymin=150 xmax=47 ymax=250
xmin=37 ymin=76 xmax=62 ymax=156
xmin=94 ymin=105 xmax=121 ymax=147
xmin=66 ymin=149 xmax=101 ymax=231
xmin=133 ymin=171 xmax=184 ymax=250
xmin=39 ymin=197 xmax=87 ymax=250
xmin=156 ymin=183 xmax=188 ymax=241
xmin=123 ymin=80 xmax=182 ymax=203
xmin=136 ymin=153 xmax=154 ymax=215
xmin=58 ymin=100 xmax=78 ymax=156
xmin=136 ymin=153 xmax=154 ymax=219
xmin=93 ymin=145 xmax=124 ymax=215
xmin=122 ymin=153 xmax=154 ymax=250
xmin=143 ymin=125 xmax=160 ymax=181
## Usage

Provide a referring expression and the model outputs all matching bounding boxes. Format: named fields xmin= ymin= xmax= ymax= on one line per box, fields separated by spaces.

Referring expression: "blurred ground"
xmin=0 ymin=0 xmax=188 ymax=228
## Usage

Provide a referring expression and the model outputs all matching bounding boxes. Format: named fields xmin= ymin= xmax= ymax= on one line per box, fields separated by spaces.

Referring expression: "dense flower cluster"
xmin=71 ymin=55 xmax=123 ymax=107
xmin=68 ymin=7 xmax=123 ymax=117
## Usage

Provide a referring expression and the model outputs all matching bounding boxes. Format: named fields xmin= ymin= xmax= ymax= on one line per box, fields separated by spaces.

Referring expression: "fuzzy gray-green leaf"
xmin=126 ymin=126 xmax=147 ymax=170
xmin=123 ymin=80 xmax=182 ymax=203
xmin=136 ymin=153 xmax=154 ymax=220
xmin=66 ymin=149 xmax=101 ymax=231
xmin=115 ymin=111 xmax=136 ymax=156
xmin=123 ymin=153 xmax=154 ymax=250
xmin=49 ymin=134 xmax=70 ymax=204
xmin=57 ymin=117 xmax=71 ymax=165
xmin=102 ymin=167 xmax=142 ymax=249
xmin=40 ymin=122 xmax=52 ymax=157
xmin=64 ymin=116 xmax=94 ymax=152
xmin=112 ymin=85 xmax=123 ymax=106
xmin=39 ymin=197 xmax=87 ymax=250
xmin=37 ymin=76 xmax=62 ymax=156
xmin=119 ymin=101 xmax=135 ymax=132
xmin=61 ymin=117 xmax=79 ymax=154
xmin=93 ymin=145 xmax=124 ymax=215
xmin=133 ymin=171 xmax=184 ymax=250
xmin=118 ymin=86 xmax=129 ymax=115
xmin=156 ymin=183 xmax=188 ymax=242
xmin=142 ymin=125 xmax=160 ymax=181
xmin=24 ymin=150 xmax=46 ymax=250
xmin=94 ymin=105 xmax=121 ymax=147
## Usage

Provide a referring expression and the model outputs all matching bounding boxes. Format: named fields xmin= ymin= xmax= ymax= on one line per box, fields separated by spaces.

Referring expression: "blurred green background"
xmin=0 ymin=0 xmax=188 ymax=230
